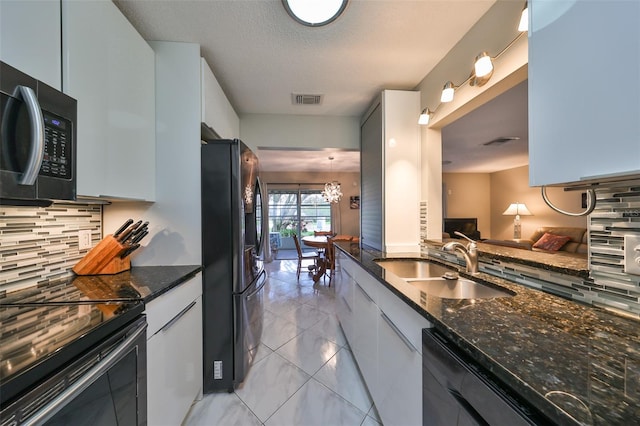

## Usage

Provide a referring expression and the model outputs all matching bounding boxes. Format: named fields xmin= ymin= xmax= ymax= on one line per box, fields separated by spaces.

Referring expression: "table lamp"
xmin=503 ymin=202 xmax=532 ymax=239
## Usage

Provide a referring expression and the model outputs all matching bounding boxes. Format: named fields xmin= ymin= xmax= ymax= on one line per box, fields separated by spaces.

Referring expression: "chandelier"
xmin=322 ymin=156 xmax=343 ymax=203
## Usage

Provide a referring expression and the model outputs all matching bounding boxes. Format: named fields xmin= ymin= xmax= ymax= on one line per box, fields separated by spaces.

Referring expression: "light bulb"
xmin=441 ymin=81 xmax=455 ymax=103
xmin=474 ymin=52 xmax=493 ymax=78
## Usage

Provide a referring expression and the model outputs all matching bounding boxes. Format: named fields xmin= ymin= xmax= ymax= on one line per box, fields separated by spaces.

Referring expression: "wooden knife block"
xmin=73 ymin=235 xmax=131 ymax=275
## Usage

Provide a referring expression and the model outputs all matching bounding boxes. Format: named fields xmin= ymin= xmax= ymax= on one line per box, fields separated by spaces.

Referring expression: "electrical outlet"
xmin=78 ymin=230 xmax=92 ymax=250
xmin=623 ymin=235 xmax=640 ymax=275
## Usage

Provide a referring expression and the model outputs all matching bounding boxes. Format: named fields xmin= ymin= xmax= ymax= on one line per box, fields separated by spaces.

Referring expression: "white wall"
xmin=416 ymin=1 xmax=527 ymax=239
xmin=201 ymin=58 xmax=239 ymax=138
xmin=240 ymin=113 xmax=359 ymax=152
xmin=104 ymin=42 xmax=202 ymax=266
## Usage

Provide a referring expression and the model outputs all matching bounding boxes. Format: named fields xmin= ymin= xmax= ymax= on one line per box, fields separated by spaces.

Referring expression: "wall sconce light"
xmin=518 ymin=2 xmax=528 ymax=32
xmin=474 ymin=52 xmax=494 ymax=78
xmin=502 ymin=202 xmax=532 ymax=239
xmin=418 ymin=108 xmax=431 ymax=126
xmin=440 ymin=81 xmax=455 ymax=103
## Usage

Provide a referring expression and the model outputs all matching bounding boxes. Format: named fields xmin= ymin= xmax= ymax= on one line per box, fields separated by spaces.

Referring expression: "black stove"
xmin=0 ymin=278 xmax=144 ymax=410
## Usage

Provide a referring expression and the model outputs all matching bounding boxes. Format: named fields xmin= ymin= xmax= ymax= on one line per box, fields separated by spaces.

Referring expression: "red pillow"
xmin=533 ymin=233 xmax=571 ymax=251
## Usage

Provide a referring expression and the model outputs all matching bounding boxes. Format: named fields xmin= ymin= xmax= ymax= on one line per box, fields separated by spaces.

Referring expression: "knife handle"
xmin=113 ymin=219 xmax=133 ymax=237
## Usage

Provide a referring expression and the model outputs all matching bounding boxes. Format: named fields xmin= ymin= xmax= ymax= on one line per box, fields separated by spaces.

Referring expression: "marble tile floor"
xmin=184 ymin=259 xmax=382 ymax=426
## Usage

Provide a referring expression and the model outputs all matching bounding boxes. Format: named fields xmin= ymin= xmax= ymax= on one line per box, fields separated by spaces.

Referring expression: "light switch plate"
xmin=78 ymin=230 xmax=92 ymax=250
xmin=623 ymin=235 xmax=640 ymax=275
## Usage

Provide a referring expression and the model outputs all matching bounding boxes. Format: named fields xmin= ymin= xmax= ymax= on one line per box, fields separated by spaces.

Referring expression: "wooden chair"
xmin=321 ymin=235 xmax=356 ymax=286
xmin=292 ymin=233 xmax=319 ymax=279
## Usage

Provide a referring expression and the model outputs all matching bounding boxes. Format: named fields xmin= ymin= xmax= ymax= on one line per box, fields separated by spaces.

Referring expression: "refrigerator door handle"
xmin=246 ymin=270 xmax=266 ymax=300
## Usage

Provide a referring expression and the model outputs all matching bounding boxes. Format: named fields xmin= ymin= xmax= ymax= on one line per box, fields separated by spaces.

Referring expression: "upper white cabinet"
xmin=62 ymin=0 xmax=156 ymax=200
xmin=201 ymin=58 xmax=239 ymax=139
xmin=528 ymin=0 xmax=640 ymax=186
xmin=0 ymin=0 xmax=62 ymax=89
xmin=360 ymin=90 xmax=421 ymax=252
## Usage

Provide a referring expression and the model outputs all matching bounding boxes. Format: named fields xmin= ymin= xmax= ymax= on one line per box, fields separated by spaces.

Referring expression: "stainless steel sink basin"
xmin=375 ymin=259 xmax=452 ymax=279
xmin=407 ymin=278 xmax=513 ymax=300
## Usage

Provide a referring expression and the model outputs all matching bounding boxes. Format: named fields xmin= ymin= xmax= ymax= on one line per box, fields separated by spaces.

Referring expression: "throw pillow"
xmin=533 ymin=233 xmax=571 ymax=251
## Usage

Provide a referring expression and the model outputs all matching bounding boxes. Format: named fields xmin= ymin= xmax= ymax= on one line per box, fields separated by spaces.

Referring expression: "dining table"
xmin=301 ymin=235 xmax=330 ymax=282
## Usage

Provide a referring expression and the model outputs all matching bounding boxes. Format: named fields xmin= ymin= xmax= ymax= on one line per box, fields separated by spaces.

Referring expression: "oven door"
xmin=2 ymin=316 xmax=147 ymax=426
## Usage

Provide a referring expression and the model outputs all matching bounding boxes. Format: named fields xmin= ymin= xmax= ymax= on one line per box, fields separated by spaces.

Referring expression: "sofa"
xmin=483 ymin=226 xmax=588 ymax=256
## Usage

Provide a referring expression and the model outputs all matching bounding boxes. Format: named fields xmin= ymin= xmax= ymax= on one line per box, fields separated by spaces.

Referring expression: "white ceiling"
xmin=442 ymin=80 xmax=528 ymax=173
xmin=113 ymin=0 xmax=520 ymax=173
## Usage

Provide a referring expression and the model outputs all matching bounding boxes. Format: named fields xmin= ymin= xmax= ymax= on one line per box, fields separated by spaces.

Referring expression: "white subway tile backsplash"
xmin=0 ymin=203 xmax=101 ymax=294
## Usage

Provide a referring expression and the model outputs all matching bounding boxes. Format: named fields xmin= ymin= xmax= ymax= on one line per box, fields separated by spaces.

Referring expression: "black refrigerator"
xmin=201 ymin=138 xmax=266 ymax=393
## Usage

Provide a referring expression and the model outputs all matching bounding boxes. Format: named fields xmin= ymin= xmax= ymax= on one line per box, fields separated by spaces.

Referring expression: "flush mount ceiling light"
xmin=283 ymin=0 xmax=348 ymax=27
xmin=440 ymin=81 xmax=456 ymax=103
xmin=418 ymin=108 xmax=432 ymax=126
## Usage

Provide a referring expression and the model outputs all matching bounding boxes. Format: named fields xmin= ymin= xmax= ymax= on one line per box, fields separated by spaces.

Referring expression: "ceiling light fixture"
xmin=282 ymin=0 xmax=348 ymax=27
xmin=418 ymin=108 xmax=431 ymax=126
xmin=322 ymin=156 xmax=343 ymax=203
xmin=518 ymin=2 xmax=529 ymax=32
xmin=474 ymin=52 xmax=494 ymax=78
xmin=440 ymin=81 xmax=456 ymax=103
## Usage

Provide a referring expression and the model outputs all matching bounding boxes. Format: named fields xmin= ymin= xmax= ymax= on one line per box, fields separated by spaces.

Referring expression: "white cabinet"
xmin=360 ymin=90 xmax=421 ymax=252
xmin=0 ymin=0 xmax=62 ymax=90
xmin=146 ymin=274 xmax=203 ymax=426
xmin=335 ymin=250 xmax=431 ymax=425
xmin=201 ymin=58 xmax=240 ymax=139
xmin=62 ymin=0 xmax=155 ymax=200
xmin=528 ymin=0 xmax=640 ymax=186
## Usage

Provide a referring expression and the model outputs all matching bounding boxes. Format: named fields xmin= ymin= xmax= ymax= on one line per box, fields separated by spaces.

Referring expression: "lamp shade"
xmin=518 ymin=3 xmax=528 ymax=32
xmin=503 ymin=203 xmax=532 ymax=216
xmin=474 ymin=52 xmax=494 ymax=78
xmin=440 ymin=81 xmax=455 ymax=103
xmin=418 ymin=108 xmax=431 ymax=125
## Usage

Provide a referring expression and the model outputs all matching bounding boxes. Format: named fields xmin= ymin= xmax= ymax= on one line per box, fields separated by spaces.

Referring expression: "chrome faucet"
xmin=442 ymin=231 xmax=479 ymax=275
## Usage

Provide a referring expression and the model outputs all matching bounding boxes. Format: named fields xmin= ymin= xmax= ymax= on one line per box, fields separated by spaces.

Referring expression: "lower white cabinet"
xmin=146 ymin=273 xmax=202 ymax=426
xmin=336 ymin=251 xmax=430 ymax=425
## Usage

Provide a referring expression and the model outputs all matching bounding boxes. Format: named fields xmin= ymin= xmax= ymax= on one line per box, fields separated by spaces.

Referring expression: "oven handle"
xmin=23 ymin=321 xmax=147 ymax=426
xmin=16 ymin=85 xmax=45 ymax=186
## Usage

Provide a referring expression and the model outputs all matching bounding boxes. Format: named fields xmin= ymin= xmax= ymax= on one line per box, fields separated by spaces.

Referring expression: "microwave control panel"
xmin=41 ymin=112 xmax=72 ymax=179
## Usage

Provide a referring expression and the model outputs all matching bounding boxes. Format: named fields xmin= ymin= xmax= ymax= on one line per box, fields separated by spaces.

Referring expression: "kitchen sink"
xmin=407 ymin=278 xmax=514 ymax=300
xmin=375 ymin=259 xmax=453 ymax=279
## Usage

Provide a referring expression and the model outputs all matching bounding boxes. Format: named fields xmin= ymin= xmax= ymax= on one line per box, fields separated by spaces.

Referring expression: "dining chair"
xmin=292 ymin=233 xmax=319 ymax=279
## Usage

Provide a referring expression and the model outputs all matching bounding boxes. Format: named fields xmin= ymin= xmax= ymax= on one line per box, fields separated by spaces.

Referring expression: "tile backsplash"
xmin=589 ymin=184 xmax=640 ymax=317
xmin=0 ymin=203 xmax=101 ymax=294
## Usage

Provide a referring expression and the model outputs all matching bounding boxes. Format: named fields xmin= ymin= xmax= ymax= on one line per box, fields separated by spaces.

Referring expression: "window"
xmin=268 ymin=189 xmax=331 ymax=250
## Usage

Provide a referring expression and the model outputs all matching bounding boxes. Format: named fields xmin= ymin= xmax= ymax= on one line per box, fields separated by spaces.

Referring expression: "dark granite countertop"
xmin=429 ymin=238 xmax=590 ymax=278
xmin=335 ymin=242 xmax=639 ymax=426
xmin=71 ymin=265 xmax=202 ymax=303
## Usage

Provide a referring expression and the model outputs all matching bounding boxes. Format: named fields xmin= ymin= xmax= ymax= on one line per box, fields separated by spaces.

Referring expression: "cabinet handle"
xmin=341 ymin=296 xmax=352 ymax=312
xmin=160 ymin=300 xmax=197 ymax=334
xmin=11 ymin=86 xmax=45 ymax=185
xmin=355 ymin=282 xmax=374 ymax=303
xmin=380 ymin=311 xmax=417 ymax=353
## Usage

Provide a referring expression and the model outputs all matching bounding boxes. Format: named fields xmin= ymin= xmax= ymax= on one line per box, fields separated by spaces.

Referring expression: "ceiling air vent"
xmin=292 ymin=93 xmax=323 ymax=105
xmin=482 ymin=136 xmax=521 ymax=146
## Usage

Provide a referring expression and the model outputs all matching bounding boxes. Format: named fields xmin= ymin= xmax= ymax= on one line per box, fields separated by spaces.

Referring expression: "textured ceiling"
xmin=113 ymin=0 xmax=528 ymax=174
xmin=442 ymin=80 xmax=528 ymax=173
xmin=114 ymin=0 xmax=495 ymax=117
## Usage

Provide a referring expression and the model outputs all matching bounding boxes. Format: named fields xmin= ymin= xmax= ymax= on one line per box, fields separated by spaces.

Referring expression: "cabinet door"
xmin=377 ymin=307 xmax=423 ymax=426
xmin=335 ymin=252 xmax=355 ymax=343
xmin=351 ymin=279 xmax=378 ymax=398
xmin=146 ymin=274 xmax=203 ymax=425
xmin=529 ymin=0 xmax=640 ymax=186
xmin=62 ymin=0 xmax=155 ymax=200
xmin=201 ymin=58 xmax=239 ymax=139
xmin=0 ymin=0 xmax=62 ymax=90
xmin=147 ymin=296 xmax=202 ymax=426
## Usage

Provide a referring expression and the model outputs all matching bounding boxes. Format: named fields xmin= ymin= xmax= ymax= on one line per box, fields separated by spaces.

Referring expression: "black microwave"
xmin=1 ymin=61 xmax=77 ymax=206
